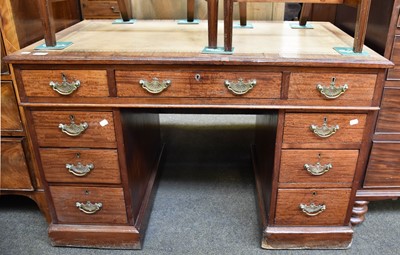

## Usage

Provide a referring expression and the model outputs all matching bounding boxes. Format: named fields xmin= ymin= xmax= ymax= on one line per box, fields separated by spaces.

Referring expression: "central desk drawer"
xmin=288 ymin=73 xmax=376 ymax=106
xmin=40 ymin=148 xmax=121 ymax=184
xmin=279 ymin=149 xmax=358 ymax=186
xmin=20 ymin=70 xmax=109 ymax=97
xmin=275 ymin=188 xmax=351 ymax=226
xmin=283 ymin=113 xmax=366 ymax=146
xmin=50 ymin=186 xmax=127 ymax=224
xmin=31 ymin=111 xmax=117 ymax=148
xmin=115 ymin=70 xmax=281 ymax=98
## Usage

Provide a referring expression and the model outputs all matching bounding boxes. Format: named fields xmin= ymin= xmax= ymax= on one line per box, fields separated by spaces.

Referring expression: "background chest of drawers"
xmin=0 ymin=0 xmax=81 ymax=222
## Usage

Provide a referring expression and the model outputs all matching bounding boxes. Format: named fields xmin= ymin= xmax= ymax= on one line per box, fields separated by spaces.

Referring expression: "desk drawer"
xmin=283 ymin=113 xmax=366 ymax=145
xmin=21 ymin=70 xmax=109 ymax=97
xmin=279 ymin=150 xmax=358 ymax=186
xmin=288 ymin=73 xmax=376 ymax=105
xmin=1 ymin=138 xmax=33 ymax=190
xmin=376 ymin=88 xmax=400 ymax=133
xmin=364 ymin=142 xmax=400 ymax=187
xmin=32 ymin=111 xmax=117 ymax=148
xmin=81 ymin=0 xmax=120 ymax=19
xmin=50 ymin=186 xmax=127 ymax=224
xmin=275 ymin=188 xmax=351 ymax=226
xmin=40 ymin=148 xmax=121 ymax=184
xmin=116 ymin=70 xmax=281 ymax=98
xmin=1 ymin=81 xmax=23 ymax=133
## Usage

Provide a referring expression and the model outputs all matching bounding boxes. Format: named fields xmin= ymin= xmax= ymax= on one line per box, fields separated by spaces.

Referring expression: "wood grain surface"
xmin=40 ymin=148 xmax=121 ymax=184
xmin=21 ymin=70 xmax=109 ymax=97
xmin=1 ymin=81 xmax=23 ymax=132
xmin=31 ymin=111 xmax=117 ymax=148
xmin=288 ymin=72 xmax=377 ymax=106
xmin=283 ymin=113 xmax=367 ymax=145
xmin=376 ymin=88 xmax=400 ymax=133
xmin=274 ymin=188 xmax=351 ymax=226
xmin=1 ymin=138 xmax=33 ymax=190
xmin=116 ymin=70 xmax=281 ymax=98
xmin=279 ymin=149 xmax=358 ymax=186
xmin=50 ymin=185 xmax=127 ymax=224
xmin=364 ymin=142 xmax=400 ymax=187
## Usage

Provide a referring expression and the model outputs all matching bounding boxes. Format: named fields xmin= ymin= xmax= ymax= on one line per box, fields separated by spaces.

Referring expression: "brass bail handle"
xmin=49 ymin=73 xmax=81 ymax=95
xmin=224 ymin=78 xmax=256 ymax=95
xmin=316 ymin=77 xmax=348 ymax=99
xmin=310 ymin=117 xmax=339 ymax=138
xmin=58 ymin=114 xmax=88 ymax=137
xmin=139 ymin=78 xmax=171 ymax=94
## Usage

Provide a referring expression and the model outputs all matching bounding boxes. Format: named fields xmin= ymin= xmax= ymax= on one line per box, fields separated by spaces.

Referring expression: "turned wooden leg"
xmin=187 ymin=0 xmax=195 ymax=22
xmin=224 ymin=0 xmax=234 ymax=52
xmin=116 ymin=0 xmax=132 ymax=21
xmin=353 ymin=0 xmax=371 ymax=52
xmin=239 ymin=2 xmax=247 ymax=27
xmin=299 ymin=3 xmax=313 ymax=26
xmin=207 ymin=0 xmax=219 ymax=48
xmin=351 ymin=200 xmax=370 ymax=226
xmin=37 ymin=0 xmax=56 ymax=46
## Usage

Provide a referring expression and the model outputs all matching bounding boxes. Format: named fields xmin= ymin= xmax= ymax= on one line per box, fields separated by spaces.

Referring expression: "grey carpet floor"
xmin=1 ymin=114 xmax=399 ymax=255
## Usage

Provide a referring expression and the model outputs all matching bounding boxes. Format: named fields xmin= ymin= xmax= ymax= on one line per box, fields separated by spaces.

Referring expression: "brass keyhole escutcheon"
xmin=312 ymin=191 xmax=317 ymax=196
xmin=85 ymin=190 xmax=90 ymax=195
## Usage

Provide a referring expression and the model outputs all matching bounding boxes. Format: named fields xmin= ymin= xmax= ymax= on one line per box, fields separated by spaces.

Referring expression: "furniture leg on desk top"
xmin=223 ymin=0 xmax=371 ymax=53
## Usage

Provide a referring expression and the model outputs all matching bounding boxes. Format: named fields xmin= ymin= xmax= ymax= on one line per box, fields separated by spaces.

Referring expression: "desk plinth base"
xmin=262 ymin=226 xmax=353 ymax=249
xmin=49 ymin=224 xmax=142 ymax=249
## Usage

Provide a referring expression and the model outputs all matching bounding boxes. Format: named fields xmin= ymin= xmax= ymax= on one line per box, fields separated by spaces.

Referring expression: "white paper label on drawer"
xmin=350 ymin=119 xmax=359 ymax=126
xmin=20 ymin=52 xmax=31 ymax=55
xmin=32 ymin=52 xmax=48 ymax=56
xmin=99 ymin=119 xmax=109 ymax=127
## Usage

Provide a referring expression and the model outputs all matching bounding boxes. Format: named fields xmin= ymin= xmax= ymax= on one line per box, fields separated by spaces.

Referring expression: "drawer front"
xmin=364 ymin=142 xmax=400 ymax=187
xmin=283 ymin=113 xmax=366 ymax=145
xmin=388 ymin=36 xmax=400 ymax=80
xmin=1 ymin=138 xmax=33 ymax=190
xmin=32 ymin=111 xmax=117 ymax=148
xmin=50 ymin=186 xmax=127 ymax=224
xmin=40 ymin=148 xmax=121 ymax=184
xmin=288 ymin=73 xmax=376 ymax=105
xmin=116 ymin=70 xmax=281 ymax=99
xmin=275 ymin=188 xmax=351 ymax=226
xmin=1 ymin=81 xmax=23 ymax=132
xmin=279 ymin=150 xmax=358 ymax=185
xmin=21 ymin=70 xmax=109 ymax=97
xmin=376 ymin=88 xmax=400 ymax=133
xmin=81 ymin=0 xmax=120 ymax=19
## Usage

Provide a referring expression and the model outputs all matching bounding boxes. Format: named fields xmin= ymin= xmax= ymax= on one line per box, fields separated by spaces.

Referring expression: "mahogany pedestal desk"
xmin=5 ymin=20 xmax=392 ymax=249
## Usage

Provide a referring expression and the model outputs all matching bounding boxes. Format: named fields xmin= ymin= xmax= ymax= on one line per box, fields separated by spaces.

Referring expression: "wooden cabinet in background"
xmin=80 ymin=0 xmax=121 ymax=19
xmin=0 ymin=0 xmax=81 ymax=222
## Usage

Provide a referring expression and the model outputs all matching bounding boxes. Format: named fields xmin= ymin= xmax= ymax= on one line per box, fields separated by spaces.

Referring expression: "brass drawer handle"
xmin=299 ymin=203 xmax=326 ymax=216
xmin=58 ymin=115 xmax=88 ymax=137
xmin=316 ymin=77 xmax=348 ymax=99
xmin=76 ymin=201 xmax=102 ymax=214
xmin=304 ymin=162 xmax=332 ymax=176
xmin=224 ymin=78 xmax=256 ymax=95
xmin=66 ymin=162 xmax=94 ymax=177
xmin=310 ymin=117 xmax=339 ymax=138
xmin=139 ymin=78 xmax=171 ymax=94
xmin=110 ymin=6 xmax=120 ymax=13
xmin=49 ymin=73 xmax=81 ymax=95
